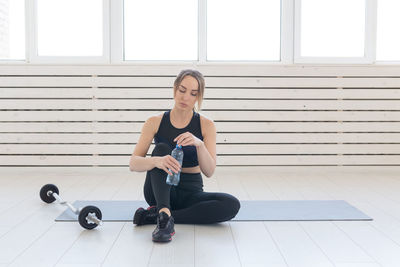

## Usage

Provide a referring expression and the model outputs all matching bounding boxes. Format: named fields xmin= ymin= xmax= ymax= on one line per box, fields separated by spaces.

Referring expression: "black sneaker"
xmin=133 ymin=205 xmax=158 ymax=226
xmin=152 ymin=211 xmax=175 ymax=242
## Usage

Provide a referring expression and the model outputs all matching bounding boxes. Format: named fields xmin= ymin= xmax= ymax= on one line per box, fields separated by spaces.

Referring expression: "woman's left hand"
xmin=174 ymin=132 xmax=204 ymax=147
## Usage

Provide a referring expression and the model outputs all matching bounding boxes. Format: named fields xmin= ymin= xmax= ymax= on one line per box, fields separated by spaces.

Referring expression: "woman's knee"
xmin=219 ymin=193 xmax=241 ymax=219
xmin=229 ymin=195 xmax=241 ymax=216
xmin=151 ymin=143 xmax=172 ymax=157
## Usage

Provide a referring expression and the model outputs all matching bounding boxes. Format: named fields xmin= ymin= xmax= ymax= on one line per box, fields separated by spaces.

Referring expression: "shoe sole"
xmin=152 ymin=231 xmax=175 ymax=242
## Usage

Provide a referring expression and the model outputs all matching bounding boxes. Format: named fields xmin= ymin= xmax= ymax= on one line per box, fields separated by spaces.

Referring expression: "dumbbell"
xmin=40 ymin=184 xmax=103 ymax=230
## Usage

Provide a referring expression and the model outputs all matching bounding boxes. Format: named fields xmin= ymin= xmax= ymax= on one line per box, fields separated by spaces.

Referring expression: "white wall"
xmin=0 ymin=64 xmax=399 ymax=167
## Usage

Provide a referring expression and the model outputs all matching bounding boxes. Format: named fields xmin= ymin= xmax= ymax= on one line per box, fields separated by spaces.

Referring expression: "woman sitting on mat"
xmin=129 ymin=69 xmax=241 ymax=242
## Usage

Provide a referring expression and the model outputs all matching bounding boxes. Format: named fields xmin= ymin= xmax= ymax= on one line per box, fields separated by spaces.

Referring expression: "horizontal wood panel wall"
xmin=0 ymin=65 xmax=399 ymax=167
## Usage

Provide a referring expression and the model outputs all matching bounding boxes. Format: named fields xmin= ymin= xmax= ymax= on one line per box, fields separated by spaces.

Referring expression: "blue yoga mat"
xmin=55 ymin=200 xmax=372 ymax=221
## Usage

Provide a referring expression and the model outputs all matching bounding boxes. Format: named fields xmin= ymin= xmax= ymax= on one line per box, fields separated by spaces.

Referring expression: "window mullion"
xmin=103 ymin=0 xmax=111 ymax=63
xmin=365 ymin=0 xmax=377 ymax=63
xmin=281 ymin=0 xmax=295 ymax=64
xmin=26 ymin=0 xmax=37 ymax=63
xmin=293 ymin=0 xmax=301 ymax=63
xmin=198 ymin=0 xmax=207 ymax=63
xmin=110 ymin=0 xmax=123 ymax=63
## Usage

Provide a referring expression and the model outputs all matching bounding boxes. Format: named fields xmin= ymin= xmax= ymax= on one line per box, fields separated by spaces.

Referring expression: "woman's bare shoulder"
xmin=199 ymin=113 xmax=216 ymax=136
xmin=199 ymin=113 xmax=213 ymax=123
xmin=148 ymin=112 xmax=163 ymax=122
xmin=145 ymin=112 xmax=164 ymax=134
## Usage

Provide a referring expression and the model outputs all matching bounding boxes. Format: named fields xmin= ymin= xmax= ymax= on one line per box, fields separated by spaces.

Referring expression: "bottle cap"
xmin=176 ymin=144 xmax=182 ymax=149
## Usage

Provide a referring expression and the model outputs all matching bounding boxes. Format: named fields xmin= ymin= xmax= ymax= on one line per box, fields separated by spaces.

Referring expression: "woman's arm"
xmin=130 ymin=115 xmax=181 ymax=175
xmin=195 ymin=118 xmax=217 ymax=177
xmin=129 ymin=116 xmax=158 ymax=172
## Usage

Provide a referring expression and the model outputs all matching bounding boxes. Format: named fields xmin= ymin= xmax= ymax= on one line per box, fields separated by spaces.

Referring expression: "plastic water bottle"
xmin=166 ymin=145 xmax=184 ymax=186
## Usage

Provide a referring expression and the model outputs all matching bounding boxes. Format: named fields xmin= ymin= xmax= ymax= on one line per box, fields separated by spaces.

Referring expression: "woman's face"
xmin=174 ymin=75 xmax=199 ymax=111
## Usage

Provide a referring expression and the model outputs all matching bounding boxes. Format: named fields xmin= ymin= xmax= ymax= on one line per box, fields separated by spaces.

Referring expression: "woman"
xmin=129 ymin=69 xmax=240 ymax=243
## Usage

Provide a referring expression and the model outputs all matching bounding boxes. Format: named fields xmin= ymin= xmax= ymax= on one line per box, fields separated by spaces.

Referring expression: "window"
xmin=124 ymin=0 xmax=198 ymax=61
xmin=1 ymin=0 xmax=400 ymax=64
xmin=297 ymin=0 xmax=366 ymax=58
xmin=207 ymin=0 xmax=281 ymax=61
xmin=376 ymin=0 xmax=400 ymax=61
xmin=0 ymin=0 xmax=25 ymax=60
xmin=37 ymin=0 xmax=104 ymax=56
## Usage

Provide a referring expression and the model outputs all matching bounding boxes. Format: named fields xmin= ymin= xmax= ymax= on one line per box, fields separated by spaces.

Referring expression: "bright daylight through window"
xmin=207 ymin=0 xmax=280 ymax=61
xmin=124 ymin=0 xmax=198 ymax=60
xmin=300 ymin=0 xmax=365 ymax=57
xmin=1 ymin=0 xmax=400 ymax=63
xmin=376 ymin=0 xmax=400 ymax=61
xmin=37 ymin=0 xmax=103 ymax=56
xmin=0 ymin=0 xmax=24 ymax=60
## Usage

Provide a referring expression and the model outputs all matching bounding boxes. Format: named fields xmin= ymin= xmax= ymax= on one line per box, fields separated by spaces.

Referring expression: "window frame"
xmin=28 ymin=0 xmax=110 ymax=64
xmin=0 ymin=0 xmax=400 ymax=65
xmin=293 ymin=0 xmax=377 ymax=64
xmin=121 ymin=0 xmax=200 ymax=63
xmin=117 ymin=0 xmax=292 ymax=64
xmin=205 ymin=0 xmax=284 ymax=63
xmin=374 ymin=0 xmax=400 ymax=64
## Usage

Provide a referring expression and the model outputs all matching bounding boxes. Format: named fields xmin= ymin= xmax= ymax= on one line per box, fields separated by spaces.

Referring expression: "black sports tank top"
xmin=154 ymin=110 xmax=203 ymax=168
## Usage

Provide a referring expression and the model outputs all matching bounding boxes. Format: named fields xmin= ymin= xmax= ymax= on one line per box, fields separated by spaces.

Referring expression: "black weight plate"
xmin=78 ymin=205 xmax=102 ymax=230
xmin=39 ymin=184 xmax=59 ymax=203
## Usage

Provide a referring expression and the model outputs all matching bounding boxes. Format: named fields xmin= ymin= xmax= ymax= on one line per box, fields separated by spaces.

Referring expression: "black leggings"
xmin=144 ymin=143 xmax=241 ymax=224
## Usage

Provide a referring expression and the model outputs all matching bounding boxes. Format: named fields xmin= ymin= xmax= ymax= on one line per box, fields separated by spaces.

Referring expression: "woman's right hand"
xmin=154 ymin=156 xmax=181 ymax=176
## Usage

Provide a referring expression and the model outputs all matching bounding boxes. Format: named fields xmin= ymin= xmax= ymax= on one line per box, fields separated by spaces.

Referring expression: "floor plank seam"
xmin=355 ymin=176 xmax=400 ymax=205
xmin=3 ymin=167 xmax=400 ymax=266
xmin=282 ymin=176 xmax=307 ymax=200
xmin=260 ymin=176 xmax=281 ymax=200
xmin=100 ymin=222 xmax=126 ymax=266
xmin=146 ymin=239 xmax=155 ymax=267
xmin=358 ymin=200 xmax=400 ymax=226
xmin=368 ymin=223 xmax=400 ymax=250
xmin=109 ymin=176 xmax=131 ymax=200
xmin=0 ymin=202 xmax=52 ymax=240
xmin=262 ymin=222 xmax=289 ymax=267
xmin=326 ymin=176 xmax=400 ymax=223
xmin=237 ymin=176 xmax=251 ymax=200
xmin=332 ymin=221 xmax=383 ymax=267
xmin=228 ymin=221 xmax=243 ymax=267
xmin=8 ymin=221 xmax=57 ymax=266
xmin=52 ymin=225 xmax=85 ymax=267
xmin=297 ymin=222 xmax=336 ymax=266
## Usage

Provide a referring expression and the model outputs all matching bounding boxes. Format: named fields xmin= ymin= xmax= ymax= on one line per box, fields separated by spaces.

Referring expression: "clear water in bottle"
xmin=166 ymin=144 xmax=184 ymax=186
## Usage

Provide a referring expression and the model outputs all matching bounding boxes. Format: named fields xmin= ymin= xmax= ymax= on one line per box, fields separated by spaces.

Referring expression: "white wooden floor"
xmin=1 ymin=166 xmax=400 ymax=267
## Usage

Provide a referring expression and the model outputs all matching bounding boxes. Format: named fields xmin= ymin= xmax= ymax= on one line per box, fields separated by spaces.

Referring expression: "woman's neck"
xmin=170 ymin=107 xmax=193 ymax=123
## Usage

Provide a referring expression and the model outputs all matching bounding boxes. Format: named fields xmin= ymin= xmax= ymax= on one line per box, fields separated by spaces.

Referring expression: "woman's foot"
xmin=133 ymin=205 xmax=158 ymax=226
xmin=152 ymin=211 xmax=175 ymax=242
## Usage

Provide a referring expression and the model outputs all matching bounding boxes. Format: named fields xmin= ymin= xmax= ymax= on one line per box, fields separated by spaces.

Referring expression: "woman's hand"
xmin=174 ymin=132 xmax=204 ymax=147
xmin=154 ymin=155 xmax=181 ymax=176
